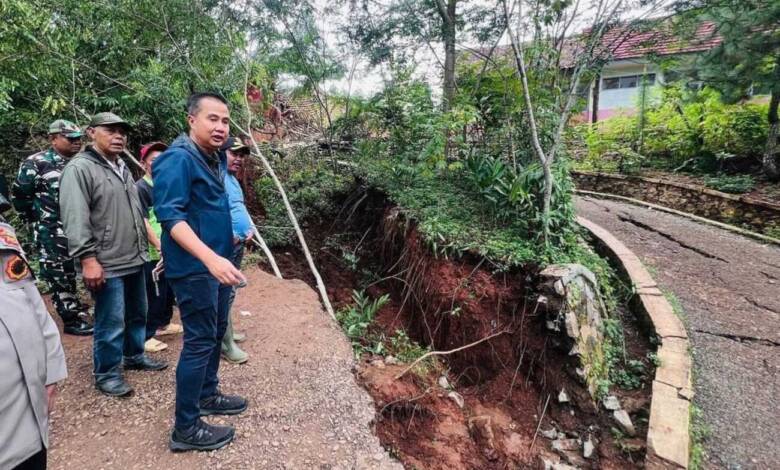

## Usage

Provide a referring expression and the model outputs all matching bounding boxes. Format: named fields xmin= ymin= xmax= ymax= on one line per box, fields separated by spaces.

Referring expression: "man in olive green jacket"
xmin=59 ymin=112 xmax=166 ymax=398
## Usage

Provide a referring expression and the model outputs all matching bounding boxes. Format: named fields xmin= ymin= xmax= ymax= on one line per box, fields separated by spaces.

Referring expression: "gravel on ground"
xmin=577 ymin=196 xmax=780 ymax=470
xmin=47 ymin=268 xmax=402 ymax=470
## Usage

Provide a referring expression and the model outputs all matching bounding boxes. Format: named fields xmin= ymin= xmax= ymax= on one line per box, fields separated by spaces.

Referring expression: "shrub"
xmin=579 ymin=86 xmax=768 ymax=173
xmin=336 ymin=290 xmax=390 ymax=355
xmin=704 ymin=174 xmax=756 ymax=194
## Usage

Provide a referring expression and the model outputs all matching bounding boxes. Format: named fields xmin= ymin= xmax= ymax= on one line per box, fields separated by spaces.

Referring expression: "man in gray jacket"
xmin=0 ymin=179 xmax=67 ymax=470
xmin=60 ymin=112 xmax=166 ymax=397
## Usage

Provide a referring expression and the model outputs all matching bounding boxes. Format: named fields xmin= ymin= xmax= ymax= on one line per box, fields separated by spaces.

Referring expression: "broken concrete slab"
xmin=647 ymin=380 xmax=690 ymax=469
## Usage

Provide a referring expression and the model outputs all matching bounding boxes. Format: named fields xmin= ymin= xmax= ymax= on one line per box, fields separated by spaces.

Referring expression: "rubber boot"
xmin=233 ymin=331 xmax=246 ymax=343
xmin=221 ymin=314 xmax=248 ymax=364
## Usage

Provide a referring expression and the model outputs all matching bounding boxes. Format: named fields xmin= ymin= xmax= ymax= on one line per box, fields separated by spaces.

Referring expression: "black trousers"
xmin=143 ymin=260 xmax=175 ymax=340
xmin=14 ymin=448 xmax=46 ymax=470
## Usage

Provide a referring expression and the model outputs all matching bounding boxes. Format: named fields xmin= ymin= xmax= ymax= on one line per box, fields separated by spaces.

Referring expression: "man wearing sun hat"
xmin=60 ymin=112 xmax=166 ymax=397
xmin=12 ymin=119 xmax=93 ymax=336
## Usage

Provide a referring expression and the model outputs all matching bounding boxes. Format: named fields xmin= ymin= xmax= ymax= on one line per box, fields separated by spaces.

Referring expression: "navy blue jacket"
xmin=152 ymin=134 xmax=233 ymax=279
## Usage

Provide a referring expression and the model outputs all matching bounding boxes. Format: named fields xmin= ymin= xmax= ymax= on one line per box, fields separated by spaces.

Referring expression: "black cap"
xmin=220 ymin=136 xmax=249 ymax=153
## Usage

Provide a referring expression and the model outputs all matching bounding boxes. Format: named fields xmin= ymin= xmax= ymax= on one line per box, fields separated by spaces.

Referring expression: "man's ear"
xmin=187 ymin=114 xmax=196 ymax=126
xmin=86 ymin=127 xmax=96 ymax=140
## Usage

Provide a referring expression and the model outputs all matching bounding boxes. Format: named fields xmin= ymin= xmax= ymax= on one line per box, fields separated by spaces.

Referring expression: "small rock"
xmin=613 ymin=409 xmax=636 ymax=436
xmin=568 ymin=345 xmax=580 ymax=356
xmin=239 ymin=310 xmax=251 ymax=317
xmin=552 ymin=438 xmax=580 ymax=452
xmin=541 ymin=458 xmax=578 ymax=470
xmin=602 ymin=395 xmax=621 ymax=411
xmin=541 ymin=428 xmax=558 ymax=440
xmin=384 ymin=355 xmax=398 ymax=365
xmin=447 ymin=391 xmax=464 ymax=408
xmin=583 ymin=437 xmax=595 ymax=459
xmin=372 ymin=452 xmax=384 ymax=462
xmin=370 ymin=359 xmax=385 ymax=369
xmin=554 ymin=279 xmax=565 ymax=295
xmin=558 ymin=389 xmax=570 ymax=403
xmin=438 ymin=376 xmax=451 ymax=389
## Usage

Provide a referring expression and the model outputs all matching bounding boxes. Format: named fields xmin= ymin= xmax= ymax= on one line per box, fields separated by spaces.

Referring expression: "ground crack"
xmin=744 ymin=296 xmax=780 ymax=316
xmin=759 ymin=270 xmax=778 ymax=281
xmin=693 ymin=329 xmax=780 ymax=347
xmin=616 ymin=214 xmax=729 ymax=262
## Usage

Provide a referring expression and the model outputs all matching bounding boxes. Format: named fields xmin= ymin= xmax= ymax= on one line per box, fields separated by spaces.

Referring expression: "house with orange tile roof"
xmin=581 ymin=21 xmax=721 ymax=122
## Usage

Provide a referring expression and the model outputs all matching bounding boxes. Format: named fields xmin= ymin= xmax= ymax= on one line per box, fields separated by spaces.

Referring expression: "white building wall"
xmin=586 ymin=60 xmax=664 ymax=121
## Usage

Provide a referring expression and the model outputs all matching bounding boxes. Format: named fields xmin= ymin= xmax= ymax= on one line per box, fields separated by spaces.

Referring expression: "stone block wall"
xmin=572 ymin=171 xmax=780 ymax=235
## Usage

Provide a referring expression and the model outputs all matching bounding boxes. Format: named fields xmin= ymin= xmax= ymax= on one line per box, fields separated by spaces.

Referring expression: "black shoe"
xmin=169 ymin=419 xmax=235 ymax=452
xmin=63 ymin=320 xmax=93 ymax=336
xmin=96 ymin=377 xmax=133 ymax=397
xmin=199 ymin=392 xmax=248 ymax=416
xmin=123 ymin=356 xmax=168 ymax=371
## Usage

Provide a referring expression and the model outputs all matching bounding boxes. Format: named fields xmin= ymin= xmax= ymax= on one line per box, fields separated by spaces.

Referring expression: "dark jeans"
xmin=92 ymin=269 xmax=147 ymax=383
xmin=170 ymin=273 xmax=232 ymax=429
xmin=13 ymin=448 xmax=46 ymax=470
xmin=227 ymin=242 xmax=245 ymax=308
xmin=143 ymin=261 xmax=174 ymax=340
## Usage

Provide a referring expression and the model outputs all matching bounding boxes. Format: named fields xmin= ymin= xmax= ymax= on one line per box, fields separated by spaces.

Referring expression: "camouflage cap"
xmin=48 ymin=119 xmax=83 ymax=137
xmin=220 ymin=136 xmax=249 ymax=153
xmin=88 ymin=112 xmax=131 ymax=130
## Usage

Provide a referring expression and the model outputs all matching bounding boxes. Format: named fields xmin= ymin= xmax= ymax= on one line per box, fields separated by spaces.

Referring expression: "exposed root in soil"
xmin=617 ymin=213 xmax=729 ymax=262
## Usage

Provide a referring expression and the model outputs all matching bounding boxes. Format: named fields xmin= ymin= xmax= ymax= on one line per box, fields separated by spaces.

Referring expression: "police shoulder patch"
xmin=2 ymin=254 xmax=31 ymax=283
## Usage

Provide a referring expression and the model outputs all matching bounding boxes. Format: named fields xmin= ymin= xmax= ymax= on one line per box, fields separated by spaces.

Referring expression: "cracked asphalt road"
xmin=577 ymin=195 xmax=780 ymax=470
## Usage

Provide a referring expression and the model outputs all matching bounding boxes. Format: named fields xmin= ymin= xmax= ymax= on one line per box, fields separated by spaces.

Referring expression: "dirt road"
xmin=577 ymin=196 xmax=780 ymax=470
xmin=47 ymin=268 xmax=401 ymax=470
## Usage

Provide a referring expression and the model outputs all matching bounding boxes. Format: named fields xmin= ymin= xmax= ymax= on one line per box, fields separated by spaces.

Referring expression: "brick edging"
xmin=577 ymin=216 xmax=693 ymax=469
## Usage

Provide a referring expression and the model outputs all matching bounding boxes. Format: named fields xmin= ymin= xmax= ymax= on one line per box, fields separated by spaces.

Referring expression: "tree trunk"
xmin=542 ymin=162 xmax=553 ymax=245
xmin=442 ymin=0 xmax=456 ymax=112
xmin=763 ymin=89 xmax=779 ymax=181
xmin=437 ymin=0 xmax=457 ymax=160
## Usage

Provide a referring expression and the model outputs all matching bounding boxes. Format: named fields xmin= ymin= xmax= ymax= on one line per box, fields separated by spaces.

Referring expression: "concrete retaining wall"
xmin=572 ymin=171 xmax=780 ymax=235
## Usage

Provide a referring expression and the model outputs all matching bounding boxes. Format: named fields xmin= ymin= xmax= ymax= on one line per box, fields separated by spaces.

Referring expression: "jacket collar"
xmin=170 ymin=134 xmax=225 ymax=184
xmin=80 ymin=146 xmax=130 ymax=179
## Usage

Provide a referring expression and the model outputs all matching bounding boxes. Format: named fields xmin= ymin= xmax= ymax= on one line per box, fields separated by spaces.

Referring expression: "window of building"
xmin=602 ymin=73 xmax=656 ymax=90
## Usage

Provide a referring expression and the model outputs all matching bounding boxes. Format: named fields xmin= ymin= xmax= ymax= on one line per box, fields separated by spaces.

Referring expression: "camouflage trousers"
xmin=35 ymin=230 xmax=87 ymax=325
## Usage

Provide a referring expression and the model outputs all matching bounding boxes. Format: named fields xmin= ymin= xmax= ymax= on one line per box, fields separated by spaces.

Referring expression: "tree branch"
xmin=394 ymin=330 xmax=510 ymax=380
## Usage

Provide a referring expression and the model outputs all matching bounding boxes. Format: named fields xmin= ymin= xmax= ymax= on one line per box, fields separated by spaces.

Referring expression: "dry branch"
xmin=394 ymin=330 xmax=510 ymax=380
xmin=249 ymin=217 xmax=283 ymax=279
xmin=529 ymin=393 xmax=551 ymax=450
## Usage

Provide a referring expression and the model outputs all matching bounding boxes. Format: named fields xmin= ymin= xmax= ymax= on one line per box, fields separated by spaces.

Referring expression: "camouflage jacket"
xmin=11 ymin=148 xmax=68 ymax=232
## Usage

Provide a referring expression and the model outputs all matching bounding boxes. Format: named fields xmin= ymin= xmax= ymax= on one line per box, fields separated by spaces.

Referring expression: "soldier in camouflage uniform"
xmin=12 ymin=119 xmax=93 ymax=336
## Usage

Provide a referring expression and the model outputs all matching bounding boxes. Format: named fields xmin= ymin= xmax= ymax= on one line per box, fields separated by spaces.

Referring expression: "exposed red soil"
xmin=262 ymin=193 xmax=655 ymax=469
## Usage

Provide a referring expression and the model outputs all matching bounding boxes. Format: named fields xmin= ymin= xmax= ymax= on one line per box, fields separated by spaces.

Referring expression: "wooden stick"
xmin=394 ymin=330 xmax=509 ymax=380
xmin=244 ymin=138 xmax=335 ymax=320
xmin=530 ymin=393 xmax=551 ymax=450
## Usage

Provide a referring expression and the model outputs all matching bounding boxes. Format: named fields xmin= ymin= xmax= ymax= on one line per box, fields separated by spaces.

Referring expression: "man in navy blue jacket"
xmin=153 ymin=93 xmax=248 ymax=452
